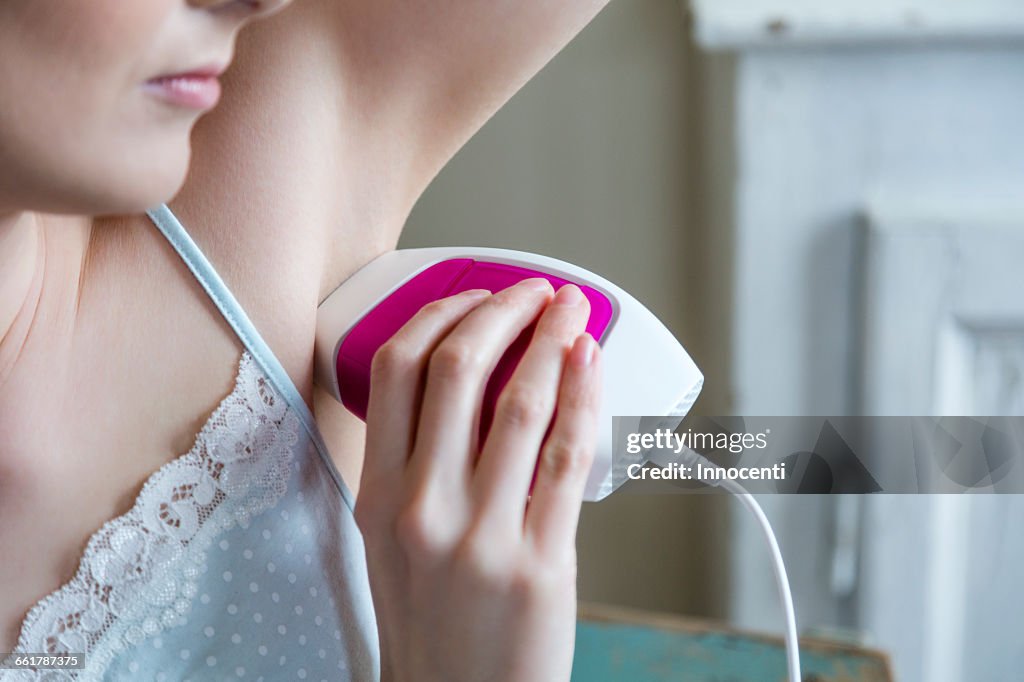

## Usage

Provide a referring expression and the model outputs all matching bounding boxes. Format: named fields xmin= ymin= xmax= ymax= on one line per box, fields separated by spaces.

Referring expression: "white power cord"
xmin=652 ymin=446 xmax=802 ymax=682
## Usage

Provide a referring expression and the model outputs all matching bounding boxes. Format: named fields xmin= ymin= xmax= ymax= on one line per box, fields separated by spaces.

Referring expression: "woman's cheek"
xmin=0 ymin=0 xmax=190 ymax=212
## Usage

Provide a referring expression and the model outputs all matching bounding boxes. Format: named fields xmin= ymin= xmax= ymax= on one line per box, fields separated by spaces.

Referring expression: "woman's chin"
xmin=84 ymin=148 xmax=191 ymax=216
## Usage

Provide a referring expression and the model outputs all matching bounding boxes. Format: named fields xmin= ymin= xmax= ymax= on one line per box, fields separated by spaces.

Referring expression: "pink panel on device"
xmin=336 ymin=259 xmax=614 ymax=452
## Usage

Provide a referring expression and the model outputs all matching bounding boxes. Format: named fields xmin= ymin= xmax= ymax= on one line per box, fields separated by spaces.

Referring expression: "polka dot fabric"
xmin=105 ymin=417 xmax=378 ymax=675
xmin=3 ymin=354 xmax=378 ymax=681
xmin=103 ymin=398 xmax=378 ymax=681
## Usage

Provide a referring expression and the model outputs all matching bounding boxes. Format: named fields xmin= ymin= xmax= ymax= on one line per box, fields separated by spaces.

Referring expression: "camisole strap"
xmin=145 ymin=203 xmax=357 ymax=513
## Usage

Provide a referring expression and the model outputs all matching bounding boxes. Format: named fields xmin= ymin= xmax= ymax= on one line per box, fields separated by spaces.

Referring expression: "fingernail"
xmin=570 ymin=333 xmax=596 ymax=367
xmin=521 ymin=277 xmax=552 ymax=293
xmin=459 ymin=288 xmax=491 ymax=300
xmin=554 ymin=284 xmax=584 ymax=306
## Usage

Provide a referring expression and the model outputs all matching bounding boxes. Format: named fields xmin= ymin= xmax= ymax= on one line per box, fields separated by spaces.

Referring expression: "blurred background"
xmin=400 ymin=1 xmax=1024 ymax=680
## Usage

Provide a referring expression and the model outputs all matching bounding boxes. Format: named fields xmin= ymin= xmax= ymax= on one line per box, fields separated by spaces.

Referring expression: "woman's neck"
xmin=0 ymin=211 xmax=91 ymax=388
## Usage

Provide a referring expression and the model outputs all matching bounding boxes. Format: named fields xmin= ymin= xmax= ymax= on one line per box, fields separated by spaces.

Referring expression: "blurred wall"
xmin=400 ymin=0 xmax=728 ymax=618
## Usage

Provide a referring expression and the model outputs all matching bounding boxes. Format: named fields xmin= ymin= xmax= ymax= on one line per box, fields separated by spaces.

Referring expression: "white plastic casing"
xmin=315 ymin=247 xmax=703 ymax=502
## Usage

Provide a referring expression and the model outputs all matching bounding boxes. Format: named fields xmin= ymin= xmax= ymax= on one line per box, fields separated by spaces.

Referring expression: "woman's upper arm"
xmin=327 ymin=0 xmax=612 ymax=192
xmin=169 ymin=0 xmax=611 ymax=312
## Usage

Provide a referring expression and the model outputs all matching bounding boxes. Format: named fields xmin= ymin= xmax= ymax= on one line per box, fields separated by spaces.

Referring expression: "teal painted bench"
xmin=572 ymin=603 xmax=893 ymax=682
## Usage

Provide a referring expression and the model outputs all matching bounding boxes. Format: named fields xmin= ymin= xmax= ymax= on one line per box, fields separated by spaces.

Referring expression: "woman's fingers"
xmin=473 ymin=284 xmax=590 ymax=528
xmin=363 ymin=288 xmax=493 ymax=486
xmin=360 ymin=281 xmax=600 ymax=682
xmin=408 ymin=278 xmax=555 ymax=490
xmin=524 ymin=332 xmax=602 ymax=558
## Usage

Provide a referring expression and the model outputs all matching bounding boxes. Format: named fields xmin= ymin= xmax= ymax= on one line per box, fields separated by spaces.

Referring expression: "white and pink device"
xmin=314 ymin=247 xmax=703 ymax=501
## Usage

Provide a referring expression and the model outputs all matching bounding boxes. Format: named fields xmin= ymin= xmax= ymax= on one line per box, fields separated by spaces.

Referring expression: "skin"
xmin=0 ymin=0 xmax=287 ymax=214
xmin=0 ymin=0 xmax=610 ymax=677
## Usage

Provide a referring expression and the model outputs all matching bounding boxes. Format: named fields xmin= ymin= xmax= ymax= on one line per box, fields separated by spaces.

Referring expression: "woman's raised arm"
xmin=167 ymin=0 xmax=611 ymax=315
xmin=146 ymin=0 xmax=610 ymax=495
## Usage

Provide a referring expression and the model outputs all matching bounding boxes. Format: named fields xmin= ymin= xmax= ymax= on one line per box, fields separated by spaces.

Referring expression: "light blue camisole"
xmin=3 ymin=205 xmax=380 ymax=681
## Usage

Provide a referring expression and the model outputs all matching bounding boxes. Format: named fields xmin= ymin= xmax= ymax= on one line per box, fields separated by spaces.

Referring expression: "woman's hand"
xmin=354 ymin=277 xmax=602 ymax=682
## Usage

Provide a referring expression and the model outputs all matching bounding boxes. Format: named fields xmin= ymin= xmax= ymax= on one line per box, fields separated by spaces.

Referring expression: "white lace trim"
xmin=4 ymin=351 xmax=301 ymax=680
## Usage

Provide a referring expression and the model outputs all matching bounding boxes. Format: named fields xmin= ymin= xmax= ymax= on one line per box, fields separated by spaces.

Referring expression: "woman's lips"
xmin=143 ymin=69 xmax=223 ymax=110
